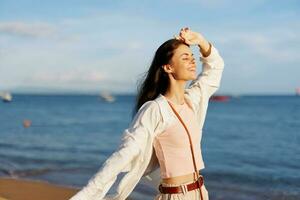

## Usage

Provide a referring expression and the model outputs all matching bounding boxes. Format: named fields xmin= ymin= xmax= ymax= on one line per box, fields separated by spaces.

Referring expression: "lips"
xmin=188 ymin=67 xmax=196 ymax=71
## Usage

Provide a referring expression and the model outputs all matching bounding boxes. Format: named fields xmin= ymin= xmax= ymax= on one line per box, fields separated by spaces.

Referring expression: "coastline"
xmin=0 ymin=177 xmax=79 ymax=200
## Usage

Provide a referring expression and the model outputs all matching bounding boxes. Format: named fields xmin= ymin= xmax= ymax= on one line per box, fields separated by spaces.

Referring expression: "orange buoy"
xmin=23 ymin=119 xmax=32 ymax=128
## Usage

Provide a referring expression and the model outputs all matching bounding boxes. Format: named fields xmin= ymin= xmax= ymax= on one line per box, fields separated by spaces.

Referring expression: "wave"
xmin=0 ymin=168 xmax=52 ymax=177
xmin=0 ymin=164 xmax=93 ymax=178
xmin=205 ymin=170 xmax=300 ymax=187
xmin=203 ymin=170 xmax=300 ymax=197
xmin=0 ymin=142 xmax=113 ymax=155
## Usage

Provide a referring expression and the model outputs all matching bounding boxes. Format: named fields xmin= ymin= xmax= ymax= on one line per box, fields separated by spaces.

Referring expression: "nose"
xmin=190 ymin=57 xmax=195 ymax=64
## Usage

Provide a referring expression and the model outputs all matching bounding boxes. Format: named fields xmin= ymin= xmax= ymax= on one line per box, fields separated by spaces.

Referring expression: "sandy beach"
xmin=0 ymin=177 xmax=79 ymax=200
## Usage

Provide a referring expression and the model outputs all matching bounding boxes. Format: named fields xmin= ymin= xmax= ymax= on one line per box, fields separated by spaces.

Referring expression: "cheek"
xmin=175 ymin=64 xmax=188 ymax=75
xmin=176 ymin=61 xmax=189 ymax=69
xmin=175 ymin=65 xmax=195 ymax=79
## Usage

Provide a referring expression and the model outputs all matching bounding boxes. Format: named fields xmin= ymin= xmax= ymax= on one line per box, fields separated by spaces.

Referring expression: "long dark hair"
xmin=132 ymin=38 xmax=188 ymax=118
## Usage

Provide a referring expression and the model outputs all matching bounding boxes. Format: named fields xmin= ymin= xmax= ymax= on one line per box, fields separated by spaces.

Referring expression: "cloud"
xmin=27 ymin=69 xmax=108 ymax=84
xmin=161 ymin=0 xmax=271 ymax=9
xmin=216 ymin=28 xmax=300 ymax=63
xmin=14 ymin=68 xmax=135 ymax=93
xmin=0 ymin=21 xmax=57 ymax=38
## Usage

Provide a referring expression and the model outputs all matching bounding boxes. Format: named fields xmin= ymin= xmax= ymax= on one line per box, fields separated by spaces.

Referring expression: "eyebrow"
xmin=180 ymin=53 xmax=194 ymax=57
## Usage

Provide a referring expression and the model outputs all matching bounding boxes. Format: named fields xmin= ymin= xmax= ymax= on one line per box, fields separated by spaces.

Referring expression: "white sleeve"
xmin=185 ymin=44 xmax=225 ymax=112
xmin=69 ymin=100 xmax=161 ymax=200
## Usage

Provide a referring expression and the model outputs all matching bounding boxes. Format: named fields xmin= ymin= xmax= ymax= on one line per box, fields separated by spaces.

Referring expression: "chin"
xmin=191 ymin=75 xmax=197 ymax=80
xmin=185 ymin=74 xmax=197 ymax=81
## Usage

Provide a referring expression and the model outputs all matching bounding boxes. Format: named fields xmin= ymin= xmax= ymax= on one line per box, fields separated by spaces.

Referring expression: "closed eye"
xmin=183 ymin=57 xmax=194 ymax=61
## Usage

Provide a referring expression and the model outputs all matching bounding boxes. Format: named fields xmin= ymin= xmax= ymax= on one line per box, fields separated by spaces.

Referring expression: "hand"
xmin=174 ymin=27 xmax=204 ymax=46
xmin=174 ymin=27 xmax=211 ymax=56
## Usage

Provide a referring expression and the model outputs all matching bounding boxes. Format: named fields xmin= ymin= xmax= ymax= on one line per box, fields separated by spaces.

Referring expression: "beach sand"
xmin=0 ymin=177 xmax=79 ymax=200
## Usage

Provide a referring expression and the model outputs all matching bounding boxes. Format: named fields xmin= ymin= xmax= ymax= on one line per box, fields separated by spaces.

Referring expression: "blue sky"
xmin=0 ymin=0 xmax=299 ymax=95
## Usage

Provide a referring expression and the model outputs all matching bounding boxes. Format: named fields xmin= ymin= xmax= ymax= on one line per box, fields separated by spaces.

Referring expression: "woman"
xmin=70 ymin=27 xmax=224 ymax=200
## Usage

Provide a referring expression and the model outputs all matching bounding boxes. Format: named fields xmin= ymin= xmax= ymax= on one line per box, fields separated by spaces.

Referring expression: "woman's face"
xmin=168 ymin=44 xmax=197 ymax=81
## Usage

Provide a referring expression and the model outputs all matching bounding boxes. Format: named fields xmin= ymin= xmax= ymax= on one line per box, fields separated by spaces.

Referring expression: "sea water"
xmin=0 ymin=94 xmax=299 ymax=200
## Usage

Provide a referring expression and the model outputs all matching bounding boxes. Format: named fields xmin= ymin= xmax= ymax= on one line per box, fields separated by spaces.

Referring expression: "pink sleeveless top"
xmin=153 ymin=99 xmax=205 ymax=178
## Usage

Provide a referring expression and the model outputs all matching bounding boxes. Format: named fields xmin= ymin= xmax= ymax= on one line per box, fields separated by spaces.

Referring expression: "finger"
xmin=174 ymin=35 xmax=184 ymax=42
xmin=179 ymin=31 xmax=186 ymax=38
xmin=179 ymin=33 xmax=183 ymax=39
xmin=173 ymin=35 xmax=180 ymax=40
xmin=183 ymin=27 xmax=190 ymax=32
xmin=181 ymin=28 xmax=188 ymax=34
xmin=179 ymin=37 xmax=185 ymax=41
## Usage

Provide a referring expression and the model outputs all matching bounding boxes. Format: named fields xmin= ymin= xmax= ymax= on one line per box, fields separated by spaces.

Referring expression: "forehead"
xmin=173 ymin=45 xmax=192 ymax=57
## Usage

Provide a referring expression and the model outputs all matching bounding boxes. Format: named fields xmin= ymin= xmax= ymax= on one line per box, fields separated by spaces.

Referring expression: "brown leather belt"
xmin=158 ymin=175 xmax=204 ymax=194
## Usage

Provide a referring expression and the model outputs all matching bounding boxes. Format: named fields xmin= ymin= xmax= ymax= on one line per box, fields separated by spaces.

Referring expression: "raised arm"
xmin=69 ymin=100 xmax=161 ymax=200
xmin=187 ymin=42 xmax=224 ymax=97
xmin=176 ymin=28 xmax=225 ymax=112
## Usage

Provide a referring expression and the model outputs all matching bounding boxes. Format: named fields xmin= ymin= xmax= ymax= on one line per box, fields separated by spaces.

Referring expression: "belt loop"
xmin=180 ymin=184 xmax=188 ymax=194
xmin=194 ymin=171 xmax=197 ymax=181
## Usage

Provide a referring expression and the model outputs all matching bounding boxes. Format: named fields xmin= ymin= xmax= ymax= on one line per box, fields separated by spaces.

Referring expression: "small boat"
xmin=1 ymin=92 xmax=13 ymax=102
xmin=99 ymin=92 xmax=115 ymax=102
xmin=23 ymin=119 xmax=32 ymax=128
xmin=210 ymin=95 xmax=230 ymax=102
xmin=296 ymin=87 xmax=300 ymax=96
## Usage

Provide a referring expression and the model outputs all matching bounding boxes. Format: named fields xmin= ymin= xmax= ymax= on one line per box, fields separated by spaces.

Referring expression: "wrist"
xmin=199 ymin=42 xmax=212 ymax=57
xmin=196 ymin=35 xmax=205 ymax=46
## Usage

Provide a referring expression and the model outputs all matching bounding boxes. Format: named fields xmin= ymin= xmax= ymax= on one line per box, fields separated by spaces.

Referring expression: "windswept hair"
xmin=132 ymin=38 xmax=188 ymax=118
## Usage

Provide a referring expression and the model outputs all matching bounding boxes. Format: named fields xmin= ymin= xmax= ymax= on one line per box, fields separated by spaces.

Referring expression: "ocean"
xmin=0 ymin=94 xmax=299 ymax=200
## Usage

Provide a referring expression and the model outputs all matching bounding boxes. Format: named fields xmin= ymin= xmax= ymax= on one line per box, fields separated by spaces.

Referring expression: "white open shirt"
xmin=70 ymin=44 xmax=225 ymax=200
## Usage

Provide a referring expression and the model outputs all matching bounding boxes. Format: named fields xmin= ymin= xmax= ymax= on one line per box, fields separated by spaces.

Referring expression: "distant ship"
xmin=0 ymin=92 xmax=13 ymax=102
xmin=210 ymin=95 xmax=230 ymax=102
xmin=99 ymin=92 xmax=115 ymax=103
xmin=296 ymin=88 xmax=300 ymax=96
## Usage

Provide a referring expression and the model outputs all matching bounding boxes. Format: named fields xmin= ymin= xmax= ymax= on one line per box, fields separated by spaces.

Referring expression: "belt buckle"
xmin=158 ymin=184 xmax=163 ymax=193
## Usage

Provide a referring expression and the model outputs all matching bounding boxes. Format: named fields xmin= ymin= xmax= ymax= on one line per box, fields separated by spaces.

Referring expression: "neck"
xmin=163 ymin=79 xmax=186 ymax=105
